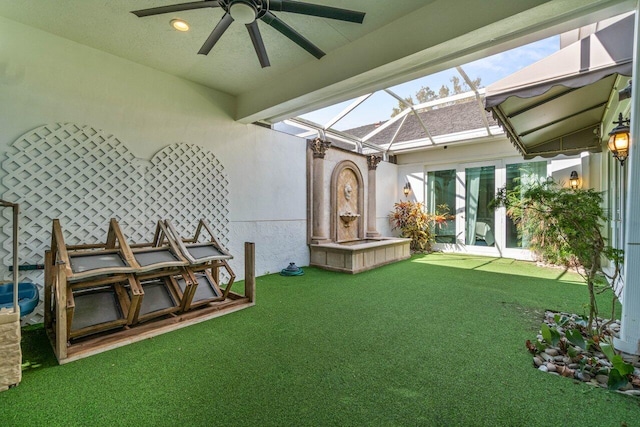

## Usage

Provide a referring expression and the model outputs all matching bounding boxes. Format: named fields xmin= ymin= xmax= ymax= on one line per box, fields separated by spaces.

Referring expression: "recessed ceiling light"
xmin=170 ymin=19 xmax=190 ymax=32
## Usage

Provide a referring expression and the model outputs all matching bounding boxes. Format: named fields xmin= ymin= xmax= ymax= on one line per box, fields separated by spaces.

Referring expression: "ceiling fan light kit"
xmin=132 ymin=0 xmax=366 ymax=68
xmin=229 ymin=2 xmax=257 ymax=24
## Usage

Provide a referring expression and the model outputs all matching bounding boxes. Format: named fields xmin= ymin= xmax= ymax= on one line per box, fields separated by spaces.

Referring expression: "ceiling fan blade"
xmin=246 ymin=22 xmax=271 ymax=68
xmin=261 ymin=12 xmax=325 ymax=59
xmin=198 ymin=12 xmax=234 ymax=55
xmin=131 ymin=1 xmax=220 ymax=18
xmin=269 ymin=0 xmax=365 ymax=24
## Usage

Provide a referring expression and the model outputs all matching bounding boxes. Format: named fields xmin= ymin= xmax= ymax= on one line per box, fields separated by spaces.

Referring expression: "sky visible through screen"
xmin=298 ymin=35 xmax=559 ymax=131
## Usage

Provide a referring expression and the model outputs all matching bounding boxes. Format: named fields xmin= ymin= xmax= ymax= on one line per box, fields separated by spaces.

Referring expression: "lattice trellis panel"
xmin=1 ymin=124 xmax=230 ymax=324
xmin=146 ymin=144 xmax=229 ymax=247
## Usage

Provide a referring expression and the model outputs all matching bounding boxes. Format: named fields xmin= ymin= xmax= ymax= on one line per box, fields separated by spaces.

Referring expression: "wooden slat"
xmin=109 ymin=218 xmax=140 ymax=269
xmin=51 ymin=219 xmax=73 ymax=277
xmin=44 ymin=250 xmax=53 ymax=330
xmin=59 ymin=297 xmax=254 ymax=364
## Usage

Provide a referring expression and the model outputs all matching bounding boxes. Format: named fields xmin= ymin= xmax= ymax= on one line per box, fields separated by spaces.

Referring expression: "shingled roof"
xmin=344 ymin=100 xmax=498 ymax=146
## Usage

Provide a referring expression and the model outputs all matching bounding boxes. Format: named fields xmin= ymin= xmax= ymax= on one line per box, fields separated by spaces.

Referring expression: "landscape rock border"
xmin=531 ymin=311 xmax=640 ymax=397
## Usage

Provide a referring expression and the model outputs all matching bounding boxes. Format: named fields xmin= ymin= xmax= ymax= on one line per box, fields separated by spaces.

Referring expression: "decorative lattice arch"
xmin=1 ymin=123 xmax=230 ymax=324
xmin=146 ymin=143 xmax=230 ymax=245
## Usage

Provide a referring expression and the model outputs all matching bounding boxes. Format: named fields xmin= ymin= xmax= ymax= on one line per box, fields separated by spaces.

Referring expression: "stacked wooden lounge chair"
xmin=45 ymin=218 xmax=254 ymax=364
xmin=165 ymin=219 xmax=235 ymax=309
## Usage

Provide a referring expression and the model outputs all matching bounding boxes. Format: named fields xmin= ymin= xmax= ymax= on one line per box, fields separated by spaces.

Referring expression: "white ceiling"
xmin=0 ymin=0 xmax=634 ymax=123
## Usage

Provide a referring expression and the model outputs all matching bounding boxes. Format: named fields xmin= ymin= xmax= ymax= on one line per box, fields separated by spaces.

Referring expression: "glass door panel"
xmin=465 ymin=166 xmax=495 ymax=246
xmin=505 ymin=161 xmax=546 ymax=248
xmin=427 ymin=169 xmax=456 ymax=243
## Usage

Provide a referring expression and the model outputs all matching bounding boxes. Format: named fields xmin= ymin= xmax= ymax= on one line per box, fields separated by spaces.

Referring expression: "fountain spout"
xmin=339 ymin=212 xmax=360 ymax=227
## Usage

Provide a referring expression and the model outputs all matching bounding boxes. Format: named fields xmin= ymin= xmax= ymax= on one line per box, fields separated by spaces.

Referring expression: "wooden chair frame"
xmin=165 ymin=219 xmax=233 ymax=265
xmin=51 ymin=218 xmax=139 ymax=282
xmin=127 ymin=220 xmax=190 ymax=273
xmin=164 ymin=219 xmax=236 ymax=309
xmin=66 ymin=274 xmax=141 ymax=339
xmin=129 ymin=272 xmax=182 ymax=324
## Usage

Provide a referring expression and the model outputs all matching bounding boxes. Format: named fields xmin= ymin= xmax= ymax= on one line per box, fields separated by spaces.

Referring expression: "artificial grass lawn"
xmin=2 ymin=253 xmax=640 ymax=426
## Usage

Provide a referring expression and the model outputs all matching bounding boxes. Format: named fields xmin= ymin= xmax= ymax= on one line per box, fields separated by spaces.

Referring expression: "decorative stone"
xmin=577 ymin=372 xmax=591 ymax=382
xmin=541 ymin=352 xmax=553 ymax=362
xmin=366 ymin=155 xmax=382 ymax=170
xmin=309 ymin=137 xmax=331 ymax=159
xmin=530 ymin=311 xmax=640 ymax=396
xmin=620 ymin=382 xmax=634 ymax=391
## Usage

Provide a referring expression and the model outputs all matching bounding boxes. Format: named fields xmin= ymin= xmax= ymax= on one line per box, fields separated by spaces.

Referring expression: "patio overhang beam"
xmin=385 ymin=113 xmax=410 ymax=154
xmin=324 ymin=94 xmax=373 ymax=130
xmin=361 ymin=105 xmax=411 ymax=142
xmin=287 ymin=117 xmax=384 ymax=153
xmin=456 ymin=66 xmax=493 ymax=135
xmin=384 ymin=89 xmax=436 ymax=145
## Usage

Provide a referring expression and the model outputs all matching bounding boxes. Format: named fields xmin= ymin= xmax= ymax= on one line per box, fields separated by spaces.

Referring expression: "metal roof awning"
xmin=485 ymin=13 xmax=634 ymax=159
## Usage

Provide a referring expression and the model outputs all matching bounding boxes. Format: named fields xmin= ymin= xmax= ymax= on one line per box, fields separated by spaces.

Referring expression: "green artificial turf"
xmin=2 ymin=253 xmax=640 ymax=426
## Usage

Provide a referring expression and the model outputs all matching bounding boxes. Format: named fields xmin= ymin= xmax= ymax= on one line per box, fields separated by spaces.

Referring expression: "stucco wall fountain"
xmin=307 ymin=138 xmax=410 ymax=274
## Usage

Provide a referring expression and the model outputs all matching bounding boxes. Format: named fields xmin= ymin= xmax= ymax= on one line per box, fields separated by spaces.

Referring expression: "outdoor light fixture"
xmin=403 ymin=182 xmax=411 ymax=197
xmin=170 ymin=19 xmax=190 ymax=32
xmin=569 ymin=171 xmax=579 ymax=190
xmin=608 ymin=113 xmax=631 ymax=166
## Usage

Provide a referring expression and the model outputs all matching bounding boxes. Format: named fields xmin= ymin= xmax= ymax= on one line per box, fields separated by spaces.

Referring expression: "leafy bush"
xmin=389 ymin=202 xmax=453 ymax=252
xmin=494 ymin=178 xmax=623 ymax=328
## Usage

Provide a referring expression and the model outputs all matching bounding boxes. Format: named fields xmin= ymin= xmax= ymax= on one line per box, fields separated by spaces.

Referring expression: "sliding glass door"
xmin=465 ymin=166 xmax=495 ymax=246
xmin=426 ymin=169 xmax=456 ymax=243
xmin=505 ymin=161 xmax=547 ymax=248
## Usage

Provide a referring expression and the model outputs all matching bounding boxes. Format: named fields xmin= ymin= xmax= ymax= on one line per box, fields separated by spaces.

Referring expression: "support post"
xmin=244 ymin=242 xmax=255 ymax=303
xmin=366 ymin=155 xmax=382 ymax=237
xmin=44 ymin=250 xmax=53 ymax=331
xmin=615 ymin=4 xmax=640 ymax=355
xmin=309 ymin=138 xmax=331 ymax=243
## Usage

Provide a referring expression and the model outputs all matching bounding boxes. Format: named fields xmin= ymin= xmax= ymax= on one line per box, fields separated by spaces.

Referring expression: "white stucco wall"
xmin=0 ymin=16 xmax=308 ymax=281
xmin=375 ymin=160 xmax=398 ymax=237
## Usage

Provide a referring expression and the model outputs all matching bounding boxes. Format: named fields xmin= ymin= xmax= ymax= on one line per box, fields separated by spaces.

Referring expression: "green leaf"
xmin=540 ymin=324 xmax=561 ymax=346
xmin=607 ymin=369 xmax=629 ymax=391
xmin=553 ymin=314 xmax=570 ymax=327
xmin=600 ymin=342 xmax=616 ymax=362
xmin=565 ymin=329 xmax=586 ymax=350
xmin=535 ymin=341 xmax=547 ymax=352
xmin=567 ymin=346 xmax=578 ymax=358
xmin=541 ymin=323 xmax=552 ymax=344
xmin=612 ymin=355 xmax=634 ymax=376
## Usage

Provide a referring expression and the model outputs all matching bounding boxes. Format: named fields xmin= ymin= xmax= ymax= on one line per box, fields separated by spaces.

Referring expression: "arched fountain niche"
xmin=307 ymin=139 xmax=411 ymax=274
xmin=331 ymin=160 xmax=364 ymax=242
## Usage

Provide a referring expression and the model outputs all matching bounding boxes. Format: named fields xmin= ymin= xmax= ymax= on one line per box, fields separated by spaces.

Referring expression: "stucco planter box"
xmin=0 ymin=308 xmax=21 ymax=391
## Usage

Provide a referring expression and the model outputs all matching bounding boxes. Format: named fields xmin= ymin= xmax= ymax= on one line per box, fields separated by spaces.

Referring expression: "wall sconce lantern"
xmin=403 ymin=182 xmax=411 ymax=197
xmin=569 ymin=171 xmax=579 ymax=190
xmin=608 ymin=113 xmax=630 ymax=166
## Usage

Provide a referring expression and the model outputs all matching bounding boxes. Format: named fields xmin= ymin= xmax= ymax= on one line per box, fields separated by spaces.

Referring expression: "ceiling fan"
xmin=131 ymin=0 xmax=366 ymax=68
